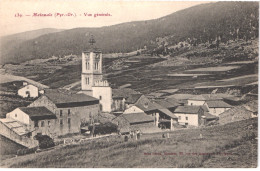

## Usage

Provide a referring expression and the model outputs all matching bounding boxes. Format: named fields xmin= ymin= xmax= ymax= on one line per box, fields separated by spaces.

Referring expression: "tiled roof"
xmin=136 ymin=101 xmax=162 ymax=112
xmin=19 ymin=106 xmax=57 ymax=120
xmin=206 ymin=100 xmax=232 ymax=108
xmin=122 ymin=113 xmax=154 ymax=124
xmin=189 ymin=94 xmax=224 ymax=101
xmin=203 ymin=112 xmax=218 ymax=119
xmin=0 ymin=118 xmax=30 ymax=135
xmin=154 ymin=99 xmax=180 ymax=109
xmin=158 ymin=108 xmax=178 ymax=119
xmin=174 ymin=106 xmax=202 ymax=114
xmin=167 ymin=94 xmax=195 ymax=100
xmin=44 ymin=89 xmax=98 ymax=104
xmin=126 ymin=94 xmax=143 ymax=104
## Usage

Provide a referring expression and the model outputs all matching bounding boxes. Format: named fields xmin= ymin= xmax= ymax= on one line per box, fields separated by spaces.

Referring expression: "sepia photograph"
xmin=0 ymin=0 xmax=258 ymax=168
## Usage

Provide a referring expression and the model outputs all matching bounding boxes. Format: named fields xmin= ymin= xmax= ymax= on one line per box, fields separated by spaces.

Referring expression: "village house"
xmin=5 ymin=106 xmax=57 ymax=138
xmin=28 ymin=89 xmax=100 ymax=136
xmin=113 ymin=112 xmax=161 ymax=134
xmin=0 ymin=118 xmax=39 ymax=148
xmin=204 ymin=100 xmax=232 ymax=116
xmin=173 ymin=106 xmax=204 ymax=127
xmin=18 ymin=84 xmax=39 ymax=98
xmin=17 ymin=81 xmax=48 ymax=98
xmin=124 ymin=98 xmax=179 ymax=130
xmin=111 ymin=88 xmax=140 ymax=112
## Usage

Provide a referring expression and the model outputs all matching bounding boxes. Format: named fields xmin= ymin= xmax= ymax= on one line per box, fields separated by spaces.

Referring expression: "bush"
xmin=17 ymin=146 xmax=38 ymax=156
xmin=34 ymin=135 xmax=55 ymax=149
xmin=89 ymin=122 xmax=118 ymax=135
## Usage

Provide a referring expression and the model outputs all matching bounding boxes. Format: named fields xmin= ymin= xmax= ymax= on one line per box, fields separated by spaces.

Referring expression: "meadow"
xmin=0 ymin=118 xmax=257 ymax=168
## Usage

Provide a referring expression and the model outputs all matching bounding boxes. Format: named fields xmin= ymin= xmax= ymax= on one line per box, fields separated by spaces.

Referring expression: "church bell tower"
xmin=80 ymin=35 xmax=112 ymax=112
xmin=81 ymin=35 xmax=103 ymax=95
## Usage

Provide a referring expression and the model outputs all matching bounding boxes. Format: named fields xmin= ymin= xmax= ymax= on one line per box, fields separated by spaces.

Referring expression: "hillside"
xmin=0 ymin=118 xmax=257 ymax=168
xmin=0 ymin=1 xmax=258 ymax=64
xmin=0 ymin=28 xmax=64 ymax=64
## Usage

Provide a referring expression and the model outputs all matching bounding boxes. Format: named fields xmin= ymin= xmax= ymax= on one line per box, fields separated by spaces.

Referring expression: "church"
xmin=78 ymin=35 xmax=112 ymax=112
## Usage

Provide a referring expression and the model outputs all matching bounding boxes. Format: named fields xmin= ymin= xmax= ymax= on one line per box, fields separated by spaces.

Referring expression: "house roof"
xmin=126 ymin=94 xmax=143 ymax=104
xmin=158 ymin=108 xmax=178 ymax=119
xmin=189 ymin=94 xmax=224 ymax=101
xmin=135 ymin=101 xmax=162 ymax=112
xmin=19 ymin=106 xmax=57 ymax=120
xmin=154 ymin=99 xmax=180 ymax=109
xmin=122 ymin=112 xmax=154 ymax=124
xmin=206 ymin=100 xmax=232 ymax=108
xmin=112 ymin=88 xmax=139 ymax=98
xmin=203 ymin=112 xmax=219 ymax=120
xmin=44 ymin=89 xmax=99 ymax=105
xmin=167 ymin=94 xmax=195 ymax=100
xmin=0 ymin=118 xmax=30 ymax=135
xmin=174 ymin=106 xmax=202 ymax=114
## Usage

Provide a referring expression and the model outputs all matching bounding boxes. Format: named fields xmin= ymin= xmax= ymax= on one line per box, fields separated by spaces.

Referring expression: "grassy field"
xmin=1 ymin=38 xmax=258 ymax=95
xmin=0 ymin=118 xmax=257 ymax=168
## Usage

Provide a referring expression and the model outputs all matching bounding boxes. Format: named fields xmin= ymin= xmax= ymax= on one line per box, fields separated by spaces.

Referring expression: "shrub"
xmin=34 ymin=135 xmax=55 ymax=149
xmin=89 ymin=122 xmax=118 ymax=135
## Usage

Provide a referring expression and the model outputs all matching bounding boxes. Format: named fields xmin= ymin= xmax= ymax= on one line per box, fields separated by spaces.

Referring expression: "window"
xmin=86 ymin=62 xmax=89 ymax=70
xmin=99 ymin=96 xmax=102 ymax=100
xmin=68 ymin=109 xmax=71 ymax=115
xmin=48 ymin=121 xmax=51 ymax=126
xmin=15 ymin=114 xmax=17 ymax=117
xmin=186 ymin=117 xmax=188 ymax=120
xmin=60 ymin=110 xmax=63 ymax=117
xmin=41 ymin=121 xmax=45 ymax=127
xmin=60 ymin=119 xmax=63 ymax=125
xmin=68 ymin=118 xmax=71 ymax=125
xmin=86 ymin=77 xmax=89 ymax=85
xmin=34 ymin=120 xmax=38 ymax=127
xmin=178 ymin=116 xmax=181 ymax=120
xmin=191 ymin=103 xmax=193 ymax=106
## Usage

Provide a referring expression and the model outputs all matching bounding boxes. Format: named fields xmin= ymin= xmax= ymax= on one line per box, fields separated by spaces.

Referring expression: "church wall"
xmin=92 ymin=86 xmax=112 ymax=112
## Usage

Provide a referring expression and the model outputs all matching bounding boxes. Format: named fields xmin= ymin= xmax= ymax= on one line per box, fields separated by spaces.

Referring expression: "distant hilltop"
xmin=0 ymin=1 xmax=258 ymax=64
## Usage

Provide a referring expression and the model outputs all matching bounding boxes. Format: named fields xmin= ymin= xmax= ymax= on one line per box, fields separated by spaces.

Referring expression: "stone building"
xmin=5 ymin=106 xmax=57 ymax=138
xmin=28 ymin=89 xmax=100 ymax=137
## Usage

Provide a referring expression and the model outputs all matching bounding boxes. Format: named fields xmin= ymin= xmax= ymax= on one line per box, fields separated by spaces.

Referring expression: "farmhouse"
xmin=187 ymin=94 xmax=223 ymax=106
xmin=124 ymin=99 xmax=179 ymax=130
xmin=219 ymin=106 xmax=254 ymax=125
xmin=0 ymin=118 xmax=39 ymax=148
xmin=18 ymin=84 xmax=39 ymax=98
xmin=111 ymin=88 xmax=140 ymax=112
xmin=28 ymin=89 xmax=100 ymax=136
xmin=204 ymin=100 xmax=232 ymax=116
xmin=114 ymin=112 xmax=160 ymax=134
xmin=5 ymin=107 xmax=57 ymax=138
xmin=174 ymin=106 xmax=204 ymax=127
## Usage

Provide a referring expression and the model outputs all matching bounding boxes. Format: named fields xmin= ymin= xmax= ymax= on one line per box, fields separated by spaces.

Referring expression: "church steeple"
xmin=81 ymin=35 xmax=103 ymax=94
xmin=80 ymin=34 xmax=112 ymax=112
xmin=89 ymin=35 xmax=96 ymax=46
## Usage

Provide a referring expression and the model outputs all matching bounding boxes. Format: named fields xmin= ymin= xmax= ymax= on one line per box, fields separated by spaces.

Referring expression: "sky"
xmin=0 ymin=0 xmax=213 ymax=37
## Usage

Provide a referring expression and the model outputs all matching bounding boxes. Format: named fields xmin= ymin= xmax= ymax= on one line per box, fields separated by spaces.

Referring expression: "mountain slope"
xmin=0 ymin=1 xmax=258 ymax=64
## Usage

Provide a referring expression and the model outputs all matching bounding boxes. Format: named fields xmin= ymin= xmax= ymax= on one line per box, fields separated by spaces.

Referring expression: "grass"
xmin=0 ymin=118 xmax=257 ymax=168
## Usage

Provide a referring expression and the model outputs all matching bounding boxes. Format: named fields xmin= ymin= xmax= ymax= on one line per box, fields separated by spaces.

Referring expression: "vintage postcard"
xmin=0 ymin=0 xmax=258 ymax=168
